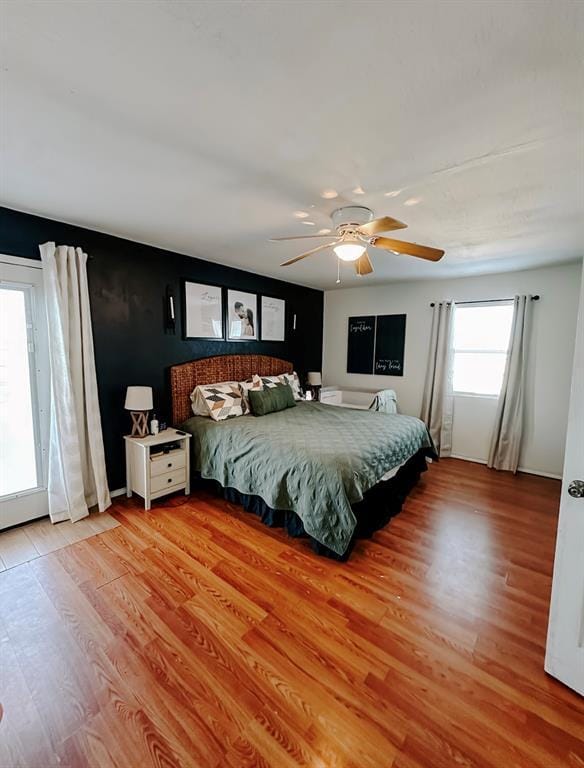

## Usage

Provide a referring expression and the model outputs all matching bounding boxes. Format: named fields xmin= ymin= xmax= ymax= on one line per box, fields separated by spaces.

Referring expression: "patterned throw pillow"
xmin=197 ymin=382 xmax=245 ymax=421
xmin=239 ymin=375 xmax=263 ymax=414
xmin=279 ymin=371 xmax=301 ymax=400
xmin=190 ymin=381 xmax=238 ymax=416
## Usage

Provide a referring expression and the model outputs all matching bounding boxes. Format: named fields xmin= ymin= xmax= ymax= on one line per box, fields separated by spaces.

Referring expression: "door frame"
xmin=0 ymin=253 xmax=50 ymax=529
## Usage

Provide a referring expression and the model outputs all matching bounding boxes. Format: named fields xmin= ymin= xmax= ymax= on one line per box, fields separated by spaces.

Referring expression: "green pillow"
xmin=249 ymin=383 xmax=296 ymax=416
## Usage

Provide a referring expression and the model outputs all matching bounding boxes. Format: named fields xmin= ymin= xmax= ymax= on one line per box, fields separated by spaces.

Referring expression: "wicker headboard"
xmin=169 ymin=354 xmax=294 ymax=425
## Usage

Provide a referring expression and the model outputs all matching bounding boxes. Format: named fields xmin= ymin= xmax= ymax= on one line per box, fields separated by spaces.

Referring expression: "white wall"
xmin=323 ymin=262 xmax=582 ymax=478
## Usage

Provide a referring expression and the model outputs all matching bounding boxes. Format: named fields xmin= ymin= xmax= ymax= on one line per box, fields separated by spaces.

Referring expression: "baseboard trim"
xmin=517 ymin=467 xmax=562 ymax=481
xmin=110 ymin=487 xmax=126 ymax=499
xmin=450 ymin=453 xmax=488 ymax=465
xmin=449 ymin=454 xmax=562 ymax=481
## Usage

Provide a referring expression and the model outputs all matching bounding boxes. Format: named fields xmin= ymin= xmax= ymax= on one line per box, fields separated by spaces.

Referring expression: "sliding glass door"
xmin=0 ymin=257 xmax=49 ymax=529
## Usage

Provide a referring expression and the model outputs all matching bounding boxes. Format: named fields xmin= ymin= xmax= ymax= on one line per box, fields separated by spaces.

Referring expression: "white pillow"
xmin=279 ymin=371 xmax=302 ymax=400
xmin=260 ymin=375 xmax=283 ymax=389
xmin=190 ymin=380 xmax=238 ymax=416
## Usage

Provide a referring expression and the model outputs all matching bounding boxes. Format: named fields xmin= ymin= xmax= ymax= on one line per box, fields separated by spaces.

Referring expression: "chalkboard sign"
xmin=347 ymin=315 xmax=376 ymax=374
xmin=374 ymin=314 xmax=406 ymax=376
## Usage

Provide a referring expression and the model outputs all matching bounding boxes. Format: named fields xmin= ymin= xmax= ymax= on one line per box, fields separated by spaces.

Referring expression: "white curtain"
xmin=40 ymin=242 xmax=111 ymax=522
xmin=420 ymin=301 xmax=455 ymax=456
xmin=488 ymin=295 xmax=532 ymax=472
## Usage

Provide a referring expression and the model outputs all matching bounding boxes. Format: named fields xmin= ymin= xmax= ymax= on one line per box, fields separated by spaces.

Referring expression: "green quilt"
xmin=181 ymin=401 xmax=434 ymax=556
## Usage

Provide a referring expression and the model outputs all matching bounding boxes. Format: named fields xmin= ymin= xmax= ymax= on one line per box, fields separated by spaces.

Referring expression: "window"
xmin=1 ymin=257 xmax=49 ymax=529
xmin=0 ymin=284 xmax=41 ymax=496
xmin=451 ymin=303 xmax=514 ymax=396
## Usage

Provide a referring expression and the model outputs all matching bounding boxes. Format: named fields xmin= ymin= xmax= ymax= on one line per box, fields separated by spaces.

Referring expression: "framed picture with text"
xmin=261 ymin=296 xmax=286 ymax=341
xmin=183 ymin=280 xmax=224 ymax=340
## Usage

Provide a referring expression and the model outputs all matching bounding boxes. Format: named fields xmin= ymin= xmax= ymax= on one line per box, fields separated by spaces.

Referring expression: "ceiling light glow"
xmin=334 ymin=242 xmax=366 ymax=262
xmin=302 ymin=220 xmax=316 ymax=226
xmin=317 ymin=228 xmax=332 ymax=234
xmin=321 ymin=189 xmax=338 ymax=199
xmin=384 ymin=189 xmax=401 ymax=197
xmin=352 ymin=186 xmax=365 ymax=195
xmin=293 ymin=210 xmax=309 ymax=218
xmin=404 ymin=197 xmax=421 ymax=206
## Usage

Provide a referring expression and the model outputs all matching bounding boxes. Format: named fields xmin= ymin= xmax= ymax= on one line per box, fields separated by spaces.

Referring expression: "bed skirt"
xmin=196 ymin=449 xmax=430 ymax=560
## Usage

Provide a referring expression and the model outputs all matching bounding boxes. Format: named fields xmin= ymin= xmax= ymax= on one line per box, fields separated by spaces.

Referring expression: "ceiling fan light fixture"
xmin=334 ymin=242 xmax=366 ymax=262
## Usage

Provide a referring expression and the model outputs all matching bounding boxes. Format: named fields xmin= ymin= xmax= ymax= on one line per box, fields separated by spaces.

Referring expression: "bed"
xmin=170 ymin=354 xmax=435 ymax=559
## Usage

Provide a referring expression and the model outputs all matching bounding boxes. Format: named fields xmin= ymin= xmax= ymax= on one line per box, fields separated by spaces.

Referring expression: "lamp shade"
xmin=124 ymin=386 xmax=153 ymax=411
xmin=307 ymin=372 xmax=322 ymax=386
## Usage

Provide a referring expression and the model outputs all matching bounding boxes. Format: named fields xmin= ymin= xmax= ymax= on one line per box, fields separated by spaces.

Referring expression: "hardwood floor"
xmin=0 ymin=511 xmax=119 ymax=570
xmin=0 ymin=458 xmax=582 ymax=767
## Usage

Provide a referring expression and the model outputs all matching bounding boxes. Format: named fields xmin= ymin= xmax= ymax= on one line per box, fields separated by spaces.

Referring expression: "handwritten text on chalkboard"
xmin=375 ymin=359 xmax=402 ymax=374
xmin=351 ymin=319 xmax=374 ymax=333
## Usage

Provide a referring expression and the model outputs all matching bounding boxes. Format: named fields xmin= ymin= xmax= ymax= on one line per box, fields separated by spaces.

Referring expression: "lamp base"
xmin=130 ymin=411 xmax=149 ymax=437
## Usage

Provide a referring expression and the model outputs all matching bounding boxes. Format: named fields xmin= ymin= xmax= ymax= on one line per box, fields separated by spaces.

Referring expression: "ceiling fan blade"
xmin=270 ymin=234 xmax=336 ymax=241
xmin=354 ymin=252 xmax=374 ymax=276
xmin=358 ymin=216 xmax=407 ymax=236
xmin=280 ymin=241 xmax=338 ymax=267
xmin=370 ymin=236 xmax=444 ymax=262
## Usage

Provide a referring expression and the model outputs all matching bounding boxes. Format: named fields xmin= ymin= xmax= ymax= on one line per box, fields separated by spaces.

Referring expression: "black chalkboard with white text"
xmin=347 ymin=315 xmax=376 ymax=374
xmin=374 ymin=314 xmax=406 ymax=376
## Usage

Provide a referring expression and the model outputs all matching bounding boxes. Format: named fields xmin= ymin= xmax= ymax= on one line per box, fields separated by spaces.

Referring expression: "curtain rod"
xmin=429 ymin=296 xmax=540 ymax=307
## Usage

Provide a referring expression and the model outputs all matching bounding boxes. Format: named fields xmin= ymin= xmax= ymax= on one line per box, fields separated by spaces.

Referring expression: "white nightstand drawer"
xmin=150 ymin=451 xmax=186 ymax=477
xmin=151 ymin=468 xmax=186 ymax=493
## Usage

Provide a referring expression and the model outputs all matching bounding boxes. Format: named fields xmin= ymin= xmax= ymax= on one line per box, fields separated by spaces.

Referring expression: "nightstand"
xmin=124 ymin=428 xmax=191 ymax=510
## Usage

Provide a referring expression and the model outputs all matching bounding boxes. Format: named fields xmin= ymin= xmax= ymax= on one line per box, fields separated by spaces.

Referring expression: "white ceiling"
xmin=1 ymin=1 xmax=582 ymax=290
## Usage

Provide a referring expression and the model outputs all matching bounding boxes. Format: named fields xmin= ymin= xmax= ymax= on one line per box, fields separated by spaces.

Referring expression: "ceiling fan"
xmin=270 ymin=205 xmax=444 ymax=277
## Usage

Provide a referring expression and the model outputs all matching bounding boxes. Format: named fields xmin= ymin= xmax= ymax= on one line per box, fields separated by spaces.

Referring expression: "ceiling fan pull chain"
xmin=336 ymin=258 xmax=341 ymax=284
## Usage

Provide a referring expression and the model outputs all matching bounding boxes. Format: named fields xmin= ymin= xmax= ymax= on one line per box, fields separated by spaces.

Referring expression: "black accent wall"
xmin=0 ymin=207 xmax=324 ymax=489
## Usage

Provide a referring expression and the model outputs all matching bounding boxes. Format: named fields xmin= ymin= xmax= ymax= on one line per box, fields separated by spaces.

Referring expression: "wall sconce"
xmin=165 ymin=285 xmax=176 ymax=333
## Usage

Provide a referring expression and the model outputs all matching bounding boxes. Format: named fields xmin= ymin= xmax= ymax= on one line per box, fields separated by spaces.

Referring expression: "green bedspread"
xmin=181 ymin=401 xmax=434 ymax=556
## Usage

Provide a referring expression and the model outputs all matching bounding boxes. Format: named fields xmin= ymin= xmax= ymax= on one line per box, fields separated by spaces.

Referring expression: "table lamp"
xmin=125 ymin=386 xmax=153 ymax=437
xmin=307 ymin=371 xmax=322 ymax=401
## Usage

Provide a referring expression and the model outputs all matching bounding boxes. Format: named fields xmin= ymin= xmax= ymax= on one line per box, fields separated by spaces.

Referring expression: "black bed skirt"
xmin=195 ymin=449 xmax=431 ymax=560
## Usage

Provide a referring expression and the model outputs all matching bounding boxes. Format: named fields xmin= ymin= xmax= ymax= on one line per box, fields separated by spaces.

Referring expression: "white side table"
xmin=124 ymin=428 xmax=191 ymax=510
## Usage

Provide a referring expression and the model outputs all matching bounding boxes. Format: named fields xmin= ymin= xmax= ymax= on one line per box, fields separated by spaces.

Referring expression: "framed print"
xmin=227 ymin=289 xmax=257 ymax=341
xmin=374 ymin=313 xmax=406 ymax=376
xmin=261 ymin=296 xmax=286 ymax=341
xmin=183 ymin=281 xmax=224 ymax=340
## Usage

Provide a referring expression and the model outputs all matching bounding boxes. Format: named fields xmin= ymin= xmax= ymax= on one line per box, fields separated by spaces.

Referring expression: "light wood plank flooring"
xmin=0 ymin=510 xmax=119 ymax=570
xmin=0 ymin=459 xmax=582 ymax=767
